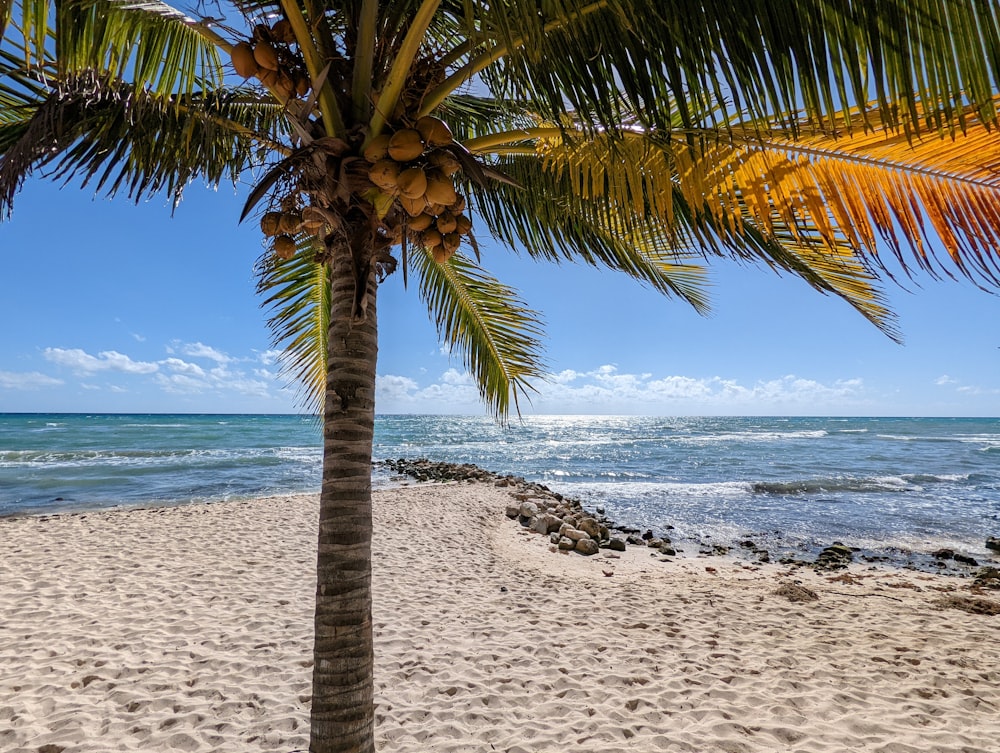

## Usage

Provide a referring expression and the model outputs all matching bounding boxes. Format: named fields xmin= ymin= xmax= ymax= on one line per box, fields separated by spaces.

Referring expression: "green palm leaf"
xmin=255 ymin=236 xmax=330 ymax=414
xmin=0 ymin=67 xmax=282 ymax=213
xmin=412 ymin=248 xmax=546 ymax=417
xmin=8 ymin=0 xmax=222 ymax=96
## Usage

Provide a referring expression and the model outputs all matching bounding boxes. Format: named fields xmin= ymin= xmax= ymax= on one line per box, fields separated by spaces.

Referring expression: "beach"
xmin=2 ymin=480 xmax=999 ymax=753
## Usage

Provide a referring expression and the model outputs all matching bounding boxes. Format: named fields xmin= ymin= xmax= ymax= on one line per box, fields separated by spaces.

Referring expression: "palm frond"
xmin=0 ymin=69 xmax=283 ymax=214
xmin=666 ymin=101 xmax=1000 ymax=286
xmin=468 ymin=151 xmax=715 ymax=310
xmin=470 ymin=126 xmax=899 ymax=336
xmin=432 ymin=0 xmax=1000 ymax=139
xmin=411 ymin=248 xmax=546 ymax=418
xmin=255 ymin=236 xmax=329 ymax=413
xmin=8 ymin=0 xmax=224 ymax=96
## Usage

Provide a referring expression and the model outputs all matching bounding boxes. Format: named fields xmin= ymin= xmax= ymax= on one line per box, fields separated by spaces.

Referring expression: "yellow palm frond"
xmin=677 ymin=101 xmax=1000 ymax=284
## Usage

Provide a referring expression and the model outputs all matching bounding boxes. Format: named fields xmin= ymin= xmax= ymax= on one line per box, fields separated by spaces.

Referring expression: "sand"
xmin=1 ymin=481 xmax=998 ymax=753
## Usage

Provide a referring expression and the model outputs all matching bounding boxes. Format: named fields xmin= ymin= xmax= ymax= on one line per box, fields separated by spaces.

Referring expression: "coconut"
xmin=301 ymin=206 xmax=334 ymax=233
xmin=271 ymin=19 xmax=295 ymax=44
xmin=260 ymin=211 xmax=283 ymax=236
xmin=387 ymin=129 xmax=425 ymax=162
xmin=274 ymin=69 xmax=296 ymax=100
xmin=420 ymin=228 xmax=443 ymax=248
xmin=279 ymin=211 xmax=302 ymax=234
xmin=273 ymin=234 xmax=296 ymax=260
xmin=428 ymin=150 xmax=461 ymax=176
xmin=435 ymin=211 xmax=457 ymax=234
xmin=368 ymin=159 xmax=401 ymax=192
xmin=449 ymin=194 xmax=466 ymax=213
xmin=455 ymin=214 xmax=473 ymax=235
xmin=231 ymin=42 xmax=259 ymax=78
xmin=408 ymin=213 xmax=435 ymax=232
xmin=425 ymin=202 xmax=446 ymax=215
xmin=363 ymin=134 xmax=392 ymax=163
xmin=424 ymin=173 xmax=457 ymax=207
xmin=301 ymin=216 xmax=324 ymax=234
xmin=441 ymin=232 xmax=461 ymax=254
xmin=253 ymin=40 xmax=280 ymax=71
xmin=399 ymin=194 xmax=427 ymax=217
xmin=396 ymin=167 xmax=428 ymax=200
xmin=416 ymin=116 xmax=453 ymax=147
xmin=294 ymin=71 xmax=310 ymax=97
xmin=256 ymin=68 xmax=278 ymax=87
xmin=432 ymin=246 xmax=449 ymax=263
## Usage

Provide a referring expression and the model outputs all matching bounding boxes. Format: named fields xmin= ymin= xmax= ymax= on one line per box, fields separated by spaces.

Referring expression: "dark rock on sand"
xmin=814 ymin=543 xmax=854 ymax=571
xmin=986 ymin=537 xmax=1000 ymax=554
xmin=575 ymin=538 xmax=600 ymax=556
xmin=931 ymin=548 xmax=955 ymax=560
xmin=974 ymin=566 xmax=1000 ymax=590
xmin=606 ymin=538 xmax=627 ymax=552
xmin=953 ymin=553 xmax=979 ymax=567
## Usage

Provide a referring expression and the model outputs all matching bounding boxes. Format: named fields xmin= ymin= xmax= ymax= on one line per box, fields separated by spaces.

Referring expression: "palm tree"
xmin=3 ymin=1 xmax=1000 ymax=750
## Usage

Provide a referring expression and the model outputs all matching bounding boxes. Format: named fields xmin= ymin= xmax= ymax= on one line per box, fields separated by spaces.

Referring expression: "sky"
xmin=1 ymin=176 xmax=998 ymax=417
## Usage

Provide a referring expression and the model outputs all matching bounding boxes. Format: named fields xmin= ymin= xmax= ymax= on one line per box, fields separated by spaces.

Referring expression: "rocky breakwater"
xmin=381 ymin=458 xmax=650 ymax=557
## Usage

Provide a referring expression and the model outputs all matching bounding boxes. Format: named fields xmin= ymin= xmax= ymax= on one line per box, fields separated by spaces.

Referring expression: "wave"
xmin=674 ymin=430 xmax=829 ymax=444
xmin=752 ymin=476 xmax=919 ymax=495
xmin=0 ymin=446 xmax=318 ymax=469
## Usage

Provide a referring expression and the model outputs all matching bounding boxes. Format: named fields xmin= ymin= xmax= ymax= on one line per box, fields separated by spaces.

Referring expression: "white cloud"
xmin=258 ymin=349 xmax=283 ymax=366
xmin=935 ymin=375 xmax=957 ymax=386
xmin=43 ymin=348 xmax=159 ymax=375
xmin=162 ymin=357 xmax=206 ymax=377
xmin=177 ymin=341 xmax=231 ymax=364
xmin=376 ymin=363 xmax=872 ymax=415
xmin=0 ymin=371 xmax=64 ymax=390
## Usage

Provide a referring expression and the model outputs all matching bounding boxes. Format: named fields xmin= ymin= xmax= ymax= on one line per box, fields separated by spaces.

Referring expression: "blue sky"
xmin=1 ymin=176 xmax=998 ymax=416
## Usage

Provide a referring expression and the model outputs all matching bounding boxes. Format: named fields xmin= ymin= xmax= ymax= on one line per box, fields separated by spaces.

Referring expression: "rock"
xmin=549 ymin=532 xmax=561 ymax=545
xmin=557 ymin=536 xmax=575 ymax=551
xmin=606 ymin=538 xmax=626 ymax=552
xmin=646 ymin=538 xmax=664 ymax=548
xmin=757 ymin=550 xmax=770 ymax=563
xmin=986 ymin=537 xmax=1000 ymax=554
xmin=954 ymin=553 xmax=979 ymax=566
xmin=518 ymin=501 xmax=539 ymax=519
xmin=931 ymin=548 xmax=955 ymax=560
xmin=575 ymin=538 xmax=600 ymax=556
xmin=504 ymin=504 xmax=520 ymax=519
xmin=659 ymin=544 xmax=676 ymax=556
xmin=814 ymin=544 xmax=854 ymax=571
xmin=642 ymin=529 xmax=654 ymax=540
xmin=563 ymin=527 xmax=589 ymax=542
xmin=974 ymin=566 xmax=1000 ymax=589
xmin=577 ymin=517 xmax=602 ymax=540
xmin=596 ymin=506 xmax=605 ymax=515
xmin=531 ymin=513 xmax=562 ymax=535
xmin=626 ymin=535 xmax=645 ymax=546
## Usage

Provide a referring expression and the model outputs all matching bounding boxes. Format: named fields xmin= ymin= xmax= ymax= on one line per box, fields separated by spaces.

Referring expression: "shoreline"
xmin=382 ymin=458 xmax=1000 ymax=580
xmin=2 ymin=481 xmax=999 ymax=752
xmin=5 ymin=456 xmax=999 ymax=579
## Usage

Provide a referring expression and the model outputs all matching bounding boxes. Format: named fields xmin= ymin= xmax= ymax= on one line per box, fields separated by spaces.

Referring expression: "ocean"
xmin=2 ymin=414 xmax=998 ymax=561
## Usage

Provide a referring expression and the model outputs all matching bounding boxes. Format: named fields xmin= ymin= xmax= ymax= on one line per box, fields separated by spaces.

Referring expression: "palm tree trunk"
xmin=310 ymin=234 xmax=379 ymax=753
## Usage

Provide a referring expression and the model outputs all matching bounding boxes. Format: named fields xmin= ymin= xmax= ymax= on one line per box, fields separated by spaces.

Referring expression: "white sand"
xmin=1 ymin=482 xmax=998 ymax=752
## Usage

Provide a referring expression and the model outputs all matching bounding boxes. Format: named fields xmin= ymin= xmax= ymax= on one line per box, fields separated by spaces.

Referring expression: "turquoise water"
xmin=2 ymin=414 xmax=998 ymax=556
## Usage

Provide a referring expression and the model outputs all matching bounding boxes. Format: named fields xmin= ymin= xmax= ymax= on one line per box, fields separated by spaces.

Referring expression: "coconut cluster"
xmin=260 ymin=202 xmax=342 ymax=260
xmin=230 ymin=21 xmax=309 ymax=101
xmin=365 ymin=117 xmax=472 ymax=263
